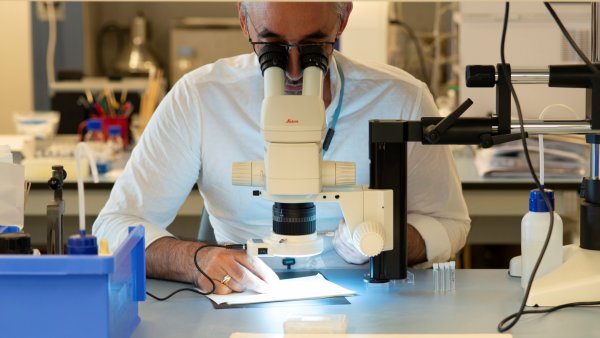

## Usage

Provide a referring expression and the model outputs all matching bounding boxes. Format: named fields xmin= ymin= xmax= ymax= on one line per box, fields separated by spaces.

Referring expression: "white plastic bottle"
xmin=84 ymin=119 xmax=111 ymax=174
xmin=521 ymin=188 xmax=563 ymax=289
xmin=106 ymin=125 xmax=126 ymax=170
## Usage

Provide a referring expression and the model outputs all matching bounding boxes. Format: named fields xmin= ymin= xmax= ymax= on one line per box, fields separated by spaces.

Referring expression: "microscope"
xmin=232 ymin=45 xmax=394 ymax=279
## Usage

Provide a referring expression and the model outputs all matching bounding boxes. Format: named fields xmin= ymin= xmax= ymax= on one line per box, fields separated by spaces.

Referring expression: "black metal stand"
xmin=47 ymin=165 xmax=66 ymax=254
xmin=368 ymin=132 xmax=407 ymax=281
xmin=367 ymin=98 xmax=514 ymax=282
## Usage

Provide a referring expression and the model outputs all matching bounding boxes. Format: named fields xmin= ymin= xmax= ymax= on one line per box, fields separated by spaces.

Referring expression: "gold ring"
xmin=221 ymin=274 xmax=232 ymax=286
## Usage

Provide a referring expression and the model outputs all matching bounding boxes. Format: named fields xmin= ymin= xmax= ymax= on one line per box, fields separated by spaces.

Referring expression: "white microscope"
xmin=232 ymin=45 xmax=393 ymax=261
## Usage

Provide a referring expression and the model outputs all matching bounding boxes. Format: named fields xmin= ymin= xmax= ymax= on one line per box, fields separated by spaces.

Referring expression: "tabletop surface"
xmin=135 ymin=269 xmax=600 ymax=338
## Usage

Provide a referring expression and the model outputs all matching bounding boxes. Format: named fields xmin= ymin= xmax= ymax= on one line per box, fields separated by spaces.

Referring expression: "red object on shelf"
xmin=79 ymin=116 xmax=130 ymax=147
xmin=102 ymin=116 xmax=129 ymax=147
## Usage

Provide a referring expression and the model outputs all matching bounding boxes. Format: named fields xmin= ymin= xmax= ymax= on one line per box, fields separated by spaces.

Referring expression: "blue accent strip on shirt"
xmin=323 ymin=61 xmax=344 ymax=153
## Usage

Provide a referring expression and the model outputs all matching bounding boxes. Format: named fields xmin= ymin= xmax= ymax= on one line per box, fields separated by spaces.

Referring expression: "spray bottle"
xmin=67 ymin=142 xmax=100 ymax=255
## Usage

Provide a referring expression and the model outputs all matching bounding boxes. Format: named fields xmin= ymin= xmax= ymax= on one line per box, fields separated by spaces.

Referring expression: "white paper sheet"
xmin=231 ymin=334 xmax=512 ymax=338
xmin=0 ymin=162 xmax=24 ymax=229
xmin=206 ymin=273 xmax=355 ymax=305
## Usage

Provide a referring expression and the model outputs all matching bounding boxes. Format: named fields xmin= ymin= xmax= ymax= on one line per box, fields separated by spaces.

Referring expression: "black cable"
xmin=498 ymin=2 xmax=600 ymax=332
xmin=146 ymin=287 xmax=207 ymax=301
xmin=499 ymin=300 xmax=600 ymax=329
xmin=146 ymin=243 xmax=245 ymax=301
xmin=496 ymin=2 xmax=556 ymax=333
xmin=389 ymin=19 xmax=432 ymax=88
xmin=544 ymin=2 xmax=600 ymax=77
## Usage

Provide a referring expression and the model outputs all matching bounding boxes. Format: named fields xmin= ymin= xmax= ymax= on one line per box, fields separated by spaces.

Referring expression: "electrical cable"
xmin=497 ymin=2 xmax=600 ymax=332
xmin=496 ymin=2 xmax=555 ymax=332
xmin=544 ymin=2 xmax=600 ymax=77
xmin=146 ymin=243 xmax=246 ymax=301
xmin=388 ymin=19 xmax=431 ymax=89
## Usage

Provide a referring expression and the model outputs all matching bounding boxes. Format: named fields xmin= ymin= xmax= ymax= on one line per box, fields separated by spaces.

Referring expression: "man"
xmin=93 ymin=2 xmax=470 ymax=295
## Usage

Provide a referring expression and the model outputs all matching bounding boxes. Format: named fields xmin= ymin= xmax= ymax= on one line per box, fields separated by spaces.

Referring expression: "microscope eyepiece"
xmin=299 ymin=45 xmax=328 ymax=73
xmin=259 ymin=44 xmax=288 ymax=74
xmin=272 ymin=202 xmax=316 ymax=236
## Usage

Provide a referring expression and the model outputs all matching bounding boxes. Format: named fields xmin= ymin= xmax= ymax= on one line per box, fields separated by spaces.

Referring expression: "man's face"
xmin=241 ymin=2 xmax=346 ymax=94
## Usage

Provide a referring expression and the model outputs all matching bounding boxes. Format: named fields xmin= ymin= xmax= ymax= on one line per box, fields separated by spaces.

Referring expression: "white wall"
xmin=0 ymin=2 xmax=33 ymax=134
xmin=341 ymin=2 xmax=389 ymax=65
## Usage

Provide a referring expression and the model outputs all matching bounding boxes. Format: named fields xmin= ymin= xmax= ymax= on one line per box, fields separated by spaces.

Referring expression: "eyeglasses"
xmin=249 ymin=40 xmax=336 ymax=58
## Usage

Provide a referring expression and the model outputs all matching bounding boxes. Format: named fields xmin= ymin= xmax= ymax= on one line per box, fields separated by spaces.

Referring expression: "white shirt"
xmin=93 ymin=52 xmax=470 ymax=269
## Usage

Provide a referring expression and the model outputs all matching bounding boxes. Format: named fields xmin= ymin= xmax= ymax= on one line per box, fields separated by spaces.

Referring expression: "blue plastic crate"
xmin=0 ymin=226 xmax=146 ymax=338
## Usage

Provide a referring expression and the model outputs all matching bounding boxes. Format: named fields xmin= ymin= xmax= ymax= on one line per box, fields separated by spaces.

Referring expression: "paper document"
xmin=474 ymin=137 xmax=587 ymax=178
xmin=206 ymin=273 xmax=355 ymax=305
xmin=231 ymin=334 xmax=512 ymax=338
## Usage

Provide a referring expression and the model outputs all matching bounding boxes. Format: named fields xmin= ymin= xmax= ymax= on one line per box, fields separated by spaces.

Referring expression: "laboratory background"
xmin=0 ymin=1 xmax=598 ymax=338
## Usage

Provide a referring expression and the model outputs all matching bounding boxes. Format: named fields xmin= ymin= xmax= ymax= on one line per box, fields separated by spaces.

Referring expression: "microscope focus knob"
xmin=322 ymin=161 xmax=356 ymax=186
xmin=352 ymin=222 xmax=385 ymax=257
xmin=333 ymin=162 xmax=355 ymax=186
xmin=232 ymin=161 xmax=265 ymax=187
xmin=232 ymin=162 xmax=252 ymax=186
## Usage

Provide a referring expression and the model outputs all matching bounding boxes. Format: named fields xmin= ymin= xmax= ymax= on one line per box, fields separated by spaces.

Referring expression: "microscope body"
xmin=232 ymin=46 xmax=393 ymax=260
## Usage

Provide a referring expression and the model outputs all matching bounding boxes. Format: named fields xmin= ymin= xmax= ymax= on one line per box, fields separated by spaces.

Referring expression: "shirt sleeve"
xmin=407 ymin=83 xmax=471 ymax=268
xmin=92 ymin=77 xmax=202 ymax=253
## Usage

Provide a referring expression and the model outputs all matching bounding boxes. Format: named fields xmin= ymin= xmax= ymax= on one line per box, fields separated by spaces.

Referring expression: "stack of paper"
xmin=474 ymin=137 xmax=587 ymax=178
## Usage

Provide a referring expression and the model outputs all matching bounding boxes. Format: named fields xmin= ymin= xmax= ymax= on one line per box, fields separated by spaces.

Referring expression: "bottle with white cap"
xmin=521 ymin=188 xmax=563 ymax=288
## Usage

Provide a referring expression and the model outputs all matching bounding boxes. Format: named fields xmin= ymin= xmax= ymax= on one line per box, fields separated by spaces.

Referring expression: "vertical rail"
xmin=591 ymin=3 xmax=600 ymax=179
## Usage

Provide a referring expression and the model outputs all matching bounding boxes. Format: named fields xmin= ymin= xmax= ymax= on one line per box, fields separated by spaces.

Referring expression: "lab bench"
xmin=135 ymin=268 xmax=599 ymax=338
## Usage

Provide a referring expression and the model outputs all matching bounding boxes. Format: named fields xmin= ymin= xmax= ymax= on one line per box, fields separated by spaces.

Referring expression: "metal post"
xmin=590 ymin=3 xmax=600 ymax=179
xmin=579 ymin=3 xmax=600 ymax=251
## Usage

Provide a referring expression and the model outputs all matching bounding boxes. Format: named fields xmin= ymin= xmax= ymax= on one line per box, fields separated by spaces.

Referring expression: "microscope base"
xmin=247 ymin=234 xmax=323 ymax=257
xmin=528 ymin=245 xmax=600 ymax=306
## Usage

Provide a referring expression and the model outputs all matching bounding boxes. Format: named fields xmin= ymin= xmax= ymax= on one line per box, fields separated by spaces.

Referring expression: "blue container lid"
xmin=67 ymin=234 xmax=98 ymax=255
xmin=529 ymin=188 xmax=555 ymax=212
xmin=87 ymin=119 xmax=102 ymax=131
xmin=0 ymin=225 xmax=20 ymax=233
xmin=108 ymin=125 xmax=121 ymax=136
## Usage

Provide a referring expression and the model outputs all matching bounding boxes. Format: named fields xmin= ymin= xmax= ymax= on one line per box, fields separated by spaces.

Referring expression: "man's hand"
xmin=193 ymin=245 xmax=279 ymax=294
xmin=146 ymin=237 xmax=279 ymax=295
xmin=332 ymin=219 xmax=427 ymax=266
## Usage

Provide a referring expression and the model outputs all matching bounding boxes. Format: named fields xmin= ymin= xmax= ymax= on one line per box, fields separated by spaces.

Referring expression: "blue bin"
xmin=0 ymin=226 xmax=146 ymax=338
